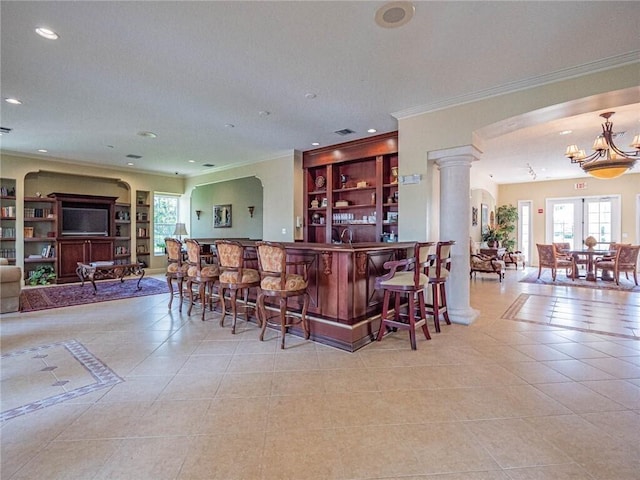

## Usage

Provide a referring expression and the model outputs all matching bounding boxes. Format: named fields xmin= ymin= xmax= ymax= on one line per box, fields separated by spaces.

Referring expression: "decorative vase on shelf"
xmin=310 ymin=199 xmax=319 ymax=209
xmin=390 ymin=166 xmax=399 ymax=184
xmin=340 ymin=174 xmax=348 ymax=189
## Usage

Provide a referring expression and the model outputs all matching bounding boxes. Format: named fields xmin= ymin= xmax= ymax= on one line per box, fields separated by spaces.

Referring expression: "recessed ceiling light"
xmin=311 ymin=142 xmax=320 ymax=146
xmin=367 ymin=128 xmax=377 ymax=133
xmin=375 ymin=1 xmax=415 ymax=28
xmin=37 ymin=149 xmax=48 ymax=153
xmin=188 ymin=160 xmax=195 ymax=163
xmin=559 ymin=130 xmax=572 ymax=135
xmin=5 ymin=98 xmax=22 ymax=105
xmin=224 ymin=123 xmax=235 ymax=128
xmin=258 ymin=111 xmax=270 ymax=117
xmin=35 ymin=27 xmax=59 ymax=40
xmin=137 ymin=131 xmax=157 ymax=138
xmin=105 ymin=145 xmax=115 ymax=149
xmin=305 ymin=93 xmax=317 ymax=99
xmin=127 ymin=162 xmax=134 ymax=166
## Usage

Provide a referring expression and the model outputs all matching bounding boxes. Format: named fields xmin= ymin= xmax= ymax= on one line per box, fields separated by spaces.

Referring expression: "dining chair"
xmin=375 ymin=242 xmax=434 ymax=350
xmin=164 ymin=237 xmax=188 ymax=310
xmin=215 ymin=240 xmax=261 ymax=334
xmin=594 ymin=244 xmax=640 ymax=285
xmin=537 ymin=243 xmax=576 ymax=281
xmin=255 ymin=241 xmax=310 ymax=349
xmin=184 ymin=238 xmax=220 ymax=321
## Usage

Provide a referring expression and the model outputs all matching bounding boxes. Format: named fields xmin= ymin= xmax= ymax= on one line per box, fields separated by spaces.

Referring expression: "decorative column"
xmin=428 ymin=145 xmax=480 ymax=325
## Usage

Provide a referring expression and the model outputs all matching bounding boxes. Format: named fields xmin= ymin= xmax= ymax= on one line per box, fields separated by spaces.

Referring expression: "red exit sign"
xmin=574 ymin=182 xmax=588 ymax=190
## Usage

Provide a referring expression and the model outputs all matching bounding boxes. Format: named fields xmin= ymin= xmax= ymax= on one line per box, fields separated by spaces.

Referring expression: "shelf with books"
xmin=135 ymin=191 xmax=150 ymax=263
xmin=114 ymin=202 xmax=132 ymax=263
xmin=0 ymin=178 xmax=17 ymax=262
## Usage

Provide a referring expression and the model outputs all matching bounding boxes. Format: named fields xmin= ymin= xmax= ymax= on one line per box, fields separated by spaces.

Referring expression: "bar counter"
xmin=197 ymin=240 xmax=413 ymax=351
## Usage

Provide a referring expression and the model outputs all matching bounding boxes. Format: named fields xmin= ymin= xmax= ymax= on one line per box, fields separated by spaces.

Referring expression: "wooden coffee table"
xmin=76 ymin=262 xmax=145 ymax=294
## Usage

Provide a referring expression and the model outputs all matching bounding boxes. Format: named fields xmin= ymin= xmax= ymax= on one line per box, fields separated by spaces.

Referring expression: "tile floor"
xmin=1 ymin=269 xmax=639 ymax=479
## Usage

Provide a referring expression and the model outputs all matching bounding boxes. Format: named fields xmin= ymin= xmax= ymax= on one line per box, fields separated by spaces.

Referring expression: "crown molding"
xmin=392 ymin=52 xmax=640 ymax=120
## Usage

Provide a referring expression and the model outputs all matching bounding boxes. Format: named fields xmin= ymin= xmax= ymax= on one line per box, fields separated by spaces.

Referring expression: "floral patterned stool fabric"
xmin=215 ymin=240 xmax=260 ymax=334
xmin=256 ymin=241 xmax=310 ymax=349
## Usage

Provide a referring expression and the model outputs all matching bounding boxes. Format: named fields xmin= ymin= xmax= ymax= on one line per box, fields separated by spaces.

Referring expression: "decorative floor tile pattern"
xmin=1 ymin=271 xmax=639 ymax=479
xmin=503 ymin=293 xmax=640 ymax=339
xmin=1 ymin=339 xmax=123 ymax=422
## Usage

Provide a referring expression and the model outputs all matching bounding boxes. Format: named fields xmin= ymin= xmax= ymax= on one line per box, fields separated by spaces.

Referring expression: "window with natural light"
xmin=153 ymin=194 xmax=179 ymax=255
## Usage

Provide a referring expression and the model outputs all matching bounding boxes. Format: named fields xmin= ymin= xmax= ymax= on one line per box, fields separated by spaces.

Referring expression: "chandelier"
xmin=564 ymin=111 xmax=640 ymax=179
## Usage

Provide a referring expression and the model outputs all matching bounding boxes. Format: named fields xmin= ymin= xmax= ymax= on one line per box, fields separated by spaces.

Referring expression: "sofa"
xmin=0 ymin=258 xmax=22 ymax=313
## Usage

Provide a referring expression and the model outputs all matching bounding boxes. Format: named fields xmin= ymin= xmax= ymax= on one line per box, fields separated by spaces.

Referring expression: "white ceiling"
xmin=1 ymin=1 xmax=639 ymax=183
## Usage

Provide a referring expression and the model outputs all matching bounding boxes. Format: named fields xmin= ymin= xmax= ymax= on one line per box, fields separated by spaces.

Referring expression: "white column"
xmin=429 ymin=145 xmax=480 ymax=325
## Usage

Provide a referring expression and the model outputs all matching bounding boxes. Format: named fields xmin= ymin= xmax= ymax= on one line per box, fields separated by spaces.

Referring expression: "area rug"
xmin=20 ymin=277 xmax=169 ymax=312
xmin=519 ymin=270 xmax=640 ymax=292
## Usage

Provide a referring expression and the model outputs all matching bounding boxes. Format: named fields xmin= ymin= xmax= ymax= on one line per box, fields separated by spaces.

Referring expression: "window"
xmin=153 ymin=194 xmax=179 ymax=255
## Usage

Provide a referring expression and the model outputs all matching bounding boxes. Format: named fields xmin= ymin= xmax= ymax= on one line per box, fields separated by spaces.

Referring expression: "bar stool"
xmin=424 ymin=240 xmax=455 ymax=332
xmin=164 ymin=237 xmax=188 ymax=310
xmin=215 ymin=240 xmax=260 ymax=334
xmin=255 ymin=241 xmax=310 ymax=349
xmin=184 ymin=238 xmax=220 ymax=321
xmin=375 ymin=242 xmax=434 ymax=350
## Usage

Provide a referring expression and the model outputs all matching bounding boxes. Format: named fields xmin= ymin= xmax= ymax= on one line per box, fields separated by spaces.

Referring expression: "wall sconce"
xmin=195 ymin=210 xmax=202 ymax=220
xmin=248 ymin=206 xmax=255 ymax=218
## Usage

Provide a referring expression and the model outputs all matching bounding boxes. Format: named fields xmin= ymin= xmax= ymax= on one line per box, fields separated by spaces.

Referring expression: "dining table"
xmin=567 ymin=249 xmax=612 ymax=281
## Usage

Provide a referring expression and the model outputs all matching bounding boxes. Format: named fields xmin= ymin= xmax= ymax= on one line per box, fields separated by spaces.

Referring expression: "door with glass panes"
xmin=546 ymin=196 xmax=621 ymax=250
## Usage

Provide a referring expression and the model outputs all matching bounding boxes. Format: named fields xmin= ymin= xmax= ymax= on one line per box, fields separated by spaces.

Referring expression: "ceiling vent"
xmin=126 ymin=154 xmax=142 ymax=159
xmin=202 ymin=163 xmax=215 ymax=168
xmin=334 ymin=128 xmax=356 ymax=136
xmin=0 ymin=127 xmax=12 ymax=134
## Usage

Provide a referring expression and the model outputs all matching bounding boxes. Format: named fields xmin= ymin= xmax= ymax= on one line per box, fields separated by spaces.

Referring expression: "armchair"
xmin=470 ymin=238 xmax=505 ymax=281
xmin=537 ymin=244 xmax=575 ymax=281
xmin=594 ymin=244 xmax=639 ymax=285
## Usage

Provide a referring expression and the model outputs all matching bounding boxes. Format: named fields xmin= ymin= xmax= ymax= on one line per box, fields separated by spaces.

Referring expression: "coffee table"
xmin=76 ymin=262 xmax=145 ymax=294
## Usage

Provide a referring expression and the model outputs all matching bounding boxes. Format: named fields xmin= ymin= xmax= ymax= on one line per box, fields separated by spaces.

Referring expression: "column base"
xmin=448 ymin=306 xmax=479 ymax=325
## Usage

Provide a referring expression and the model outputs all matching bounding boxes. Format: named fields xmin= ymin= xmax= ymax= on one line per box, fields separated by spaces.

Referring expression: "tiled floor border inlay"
xmin=1 ymin=339 xmax=123 ymax=422
xmin=502 ymin=293 xmax=639 ymax=340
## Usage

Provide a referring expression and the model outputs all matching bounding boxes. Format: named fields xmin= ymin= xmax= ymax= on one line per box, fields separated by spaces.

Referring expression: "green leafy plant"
xmin=495 ymin=204 xmax=519 ymax=252
xmin=27 ymin=265 xmax=56 ymax=286
xmin=481 ymin=225 xmax=501 ymax=247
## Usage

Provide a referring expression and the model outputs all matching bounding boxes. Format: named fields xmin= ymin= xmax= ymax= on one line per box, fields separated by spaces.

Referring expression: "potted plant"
xmin=482 ymin=225 xmax=501 ymax=248
xmin=27 ymin=265 xmax=56 ymax=286
xmin=495 ymin=204 xmax=519 ymax=252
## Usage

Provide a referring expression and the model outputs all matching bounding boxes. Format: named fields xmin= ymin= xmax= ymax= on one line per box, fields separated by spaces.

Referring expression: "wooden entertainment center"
xmin=49 ymin=193 xmax=119 ymax=283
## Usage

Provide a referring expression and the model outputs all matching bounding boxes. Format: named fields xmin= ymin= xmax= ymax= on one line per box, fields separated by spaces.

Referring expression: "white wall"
xmin=396 ymin=64 xmax=639 ymax=242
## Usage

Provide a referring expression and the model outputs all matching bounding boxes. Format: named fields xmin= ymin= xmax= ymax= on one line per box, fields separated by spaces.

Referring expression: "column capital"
xmin=428 ymin=144 xmax=481 ymax=166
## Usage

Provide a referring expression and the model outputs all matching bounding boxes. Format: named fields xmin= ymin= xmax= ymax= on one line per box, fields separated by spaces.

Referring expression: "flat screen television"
xmin=62 ymin=207 xmax=109 ymax=236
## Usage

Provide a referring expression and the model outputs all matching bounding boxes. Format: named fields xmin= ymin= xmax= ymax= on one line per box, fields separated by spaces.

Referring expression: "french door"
xmin=545 ymin=195 xmax=621 ymax=249
xmin=518 ymin=200 xmax=533 ymax=262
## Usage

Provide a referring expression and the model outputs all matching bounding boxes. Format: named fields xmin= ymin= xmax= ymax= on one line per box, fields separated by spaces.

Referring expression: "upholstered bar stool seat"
xmin=165 ymin=238 xmax=188 ymax=311
xmin=424 ymin=240 xmax=455 ymax=333
xmin=375 ymin=242 xmax=434 ymax=350
xmin=256 ymin=241 xmax=310 ymax=349
xmin=215 ymin=240 xmax=260 ymax=334
xmin=185 ymin=238 xmax=220 ymax=321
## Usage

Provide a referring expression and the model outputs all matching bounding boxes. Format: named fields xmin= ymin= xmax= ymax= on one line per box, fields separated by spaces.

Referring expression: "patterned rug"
xmin=20 ymin=277 xmax=169 ymax=312
xmin=519 ymin=270 xmax=640 ymax=292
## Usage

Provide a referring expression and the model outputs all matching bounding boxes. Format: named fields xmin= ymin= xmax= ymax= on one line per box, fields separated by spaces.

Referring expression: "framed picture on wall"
xmin=481 ymin=203 xmax=489 ymax=233
xmin=472 ymin=206 xmax=478 ymax=226
xmin=213 ymin=204 xmax=232 ymax=228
